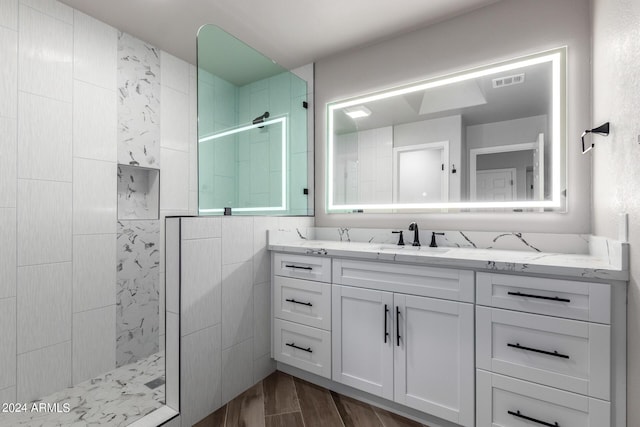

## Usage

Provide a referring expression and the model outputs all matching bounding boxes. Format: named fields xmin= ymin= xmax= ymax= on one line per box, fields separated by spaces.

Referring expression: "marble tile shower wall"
xmin=116 ymin=220 xmax=160 ymax=367
xmin=167 ymin=215 xmax=314 ymax=427
xmin=0 ymin=0 xmax=197 ymax=404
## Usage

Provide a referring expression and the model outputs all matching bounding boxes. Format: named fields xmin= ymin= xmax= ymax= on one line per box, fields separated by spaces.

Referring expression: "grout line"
xmin=222 ymin=402 xmax=228 ymax=427
xmin=70 ymin=14 xmax=75 ymax=388
xmin=328 ymin=388 xmax=347 ymax=427
xmin=14 ymin=2 xmax=19 ymax=401
xmin=291 ymin=375 xmax=309 ymax=427
xmin=17 ymin=339 xmax=71 ymax=357
xmin=373 ymin=406 xmax=387 ymax=427
xmin=19 ymin=3 xmax=73 ymax=26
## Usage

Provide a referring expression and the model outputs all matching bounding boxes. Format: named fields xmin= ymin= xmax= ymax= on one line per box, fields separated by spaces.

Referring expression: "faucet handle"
xmin=430 ymin=232 xmax=445 ymax=248
xmin=392 ymin=231 xmax=405 ymax=246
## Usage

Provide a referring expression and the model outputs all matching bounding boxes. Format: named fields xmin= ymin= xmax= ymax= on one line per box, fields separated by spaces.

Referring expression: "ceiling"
xmin=58 ymin=0 xmax=501 ymax=70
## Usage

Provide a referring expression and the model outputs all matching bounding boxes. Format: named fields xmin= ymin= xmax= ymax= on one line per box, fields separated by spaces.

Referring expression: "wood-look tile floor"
xmin=194 ymin=371 xmax=429 ymax=427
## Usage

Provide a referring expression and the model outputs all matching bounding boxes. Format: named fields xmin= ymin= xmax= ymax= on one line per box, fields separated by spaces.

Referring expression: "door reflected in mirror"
xmin=327 ymin=48 xmax=566 ymax=212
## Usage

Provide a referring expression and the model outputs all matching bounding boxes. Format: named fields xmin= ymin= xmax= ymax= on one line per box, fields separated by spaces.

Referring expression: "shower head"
xmin=252 ymin=111 xmax=270 ymax=125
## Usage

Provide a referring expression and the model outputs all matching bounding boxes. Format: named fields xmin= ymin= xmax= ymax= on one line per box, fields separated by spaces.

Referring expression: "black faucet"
xmin=408 ymin=222 xmax=420 ymax=246
xmin=430 ymin=232 xmax=445 ymax=248
xmin=392 ymin=231 xmax=405 ymax=246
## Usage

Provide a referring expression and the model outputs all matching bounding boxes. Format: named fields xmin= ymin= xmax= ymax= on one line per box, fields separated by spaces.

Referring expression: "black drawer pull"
xmin=507 ymin=342 xmax=569 ymax=359
xmin=396 ymin=306 xmax=401 ymax=347
xmin=285 ymin=342 xmax=312 ymax=353
xmin=384 ymin=304 xmax=389 ymax=343
xmin=508 ymin=410 xmax=559 ymax=427
xmin=285 ymin=298 xmax=313 ymax=307
xmin=508 ymin=291 xmax=570 ymax=303
xmin=285 ymin=264 xmax=313 ymax=270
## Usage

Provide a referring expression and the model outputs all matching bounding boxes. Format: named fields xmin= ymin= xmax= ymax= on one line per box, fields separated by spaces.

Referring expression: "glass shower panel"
xmin=197 ymin=25 xmax=310 ymax=215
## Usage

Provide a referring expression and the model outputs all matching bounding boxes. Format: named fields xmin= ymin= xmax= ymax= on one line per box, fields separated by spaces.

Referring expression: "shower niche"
xmin=117 ymin=164 xmax=160 ymax=220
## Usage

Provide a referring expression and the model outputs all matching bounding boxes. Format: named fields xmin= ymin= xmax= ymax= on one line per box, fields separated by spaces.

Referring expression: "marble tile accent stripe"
xmin=117 ymin=32 xmax=160 ymax=168
xmin=116 ymin=220 xmax=160 ymax=367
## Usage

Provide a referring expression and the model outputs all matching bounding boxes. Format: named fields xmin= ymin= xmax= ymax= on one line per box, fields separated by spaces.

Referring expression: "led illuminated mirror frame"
xmin=327 ymin=48 xmax=566 ymax=212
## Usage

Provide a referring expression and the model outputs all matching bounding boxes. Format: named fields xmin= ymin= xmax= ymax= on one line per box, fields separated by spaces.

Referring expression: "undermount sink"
xmin=376 ymin=244 xmax=450 ymax=254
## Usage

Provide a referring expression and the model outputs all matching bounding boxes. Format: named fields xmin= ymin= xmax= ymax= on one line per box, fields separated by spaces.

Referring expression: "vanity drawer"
xmin=274 ymin=276 xmax=331 ymax=330
xmin=332 ymin=259 xmax=474 ymax=302
xmin=273 ymin=253 xmax=331 ymax=283
xmin=476 ymin=306 xmax=610 ymax=400
xmin=273 ymin=318 xmax=331 ymax=379
xmin=476 ymin=272 xmax=611 ymax=323
xmin=477 ymin=370 xmax=610 ymax=427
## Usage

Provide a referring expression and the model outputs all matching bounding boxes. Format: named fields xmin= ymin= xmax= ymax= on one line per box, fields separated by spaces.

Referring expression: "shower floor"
xmin=0 ymin=352 xmax=165 ymax=427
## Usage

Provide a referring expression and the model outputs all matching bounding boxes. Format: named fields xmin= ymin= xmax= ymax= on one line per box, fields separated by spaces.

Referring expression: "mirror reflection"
xmin=328 ymin=48 xmax=565 ymax=211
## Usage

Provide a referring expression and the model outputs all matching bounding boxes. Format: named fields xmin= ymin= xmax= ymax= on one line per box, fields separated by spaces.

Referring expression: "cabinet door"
xmin=394 ymin=294 xmax=474 ymax=427
xmin=332 ymin=285 xmax=394 ymax=400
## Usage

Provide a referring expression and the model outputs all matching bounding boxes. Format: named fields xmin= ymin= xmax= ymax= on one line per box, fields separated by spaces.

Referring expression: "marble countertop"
xmin=268 ymin=238 xmax=629 ymax=281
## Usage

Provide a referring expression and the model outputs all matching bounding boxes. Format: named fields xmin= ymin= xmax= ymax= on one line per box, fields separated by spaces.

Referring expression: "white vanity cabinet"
xmin=332 ymin=259 xmax=475 ymax=427
xmin=476 ymin=272 xmax=613 ymax=427
xmin=270 ymin=248 xmax=625 ymax=427
xmin=272 ymin=253 xmax=332 ymax=378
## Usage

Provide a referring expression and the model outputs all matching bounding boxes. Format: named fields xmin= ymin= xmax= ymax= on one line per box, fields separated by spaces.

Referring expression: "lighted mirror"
xmin=327 ymin=47 xmax=566 ymax=212
xmin=197 ymin=25 xmax=310 ymax=215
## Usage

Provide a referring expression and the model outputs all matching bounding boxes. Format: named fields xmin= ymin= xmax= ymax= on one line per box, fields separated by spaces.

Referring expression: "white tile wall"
xmin=161 ymin=52 xmax=189 ymax=94
xmin=165 ymin=311 xmax=179 ymax=410
xmin=0 ymin=117 xmax=17 ymax=207
xmin=253 ymin=216 xmax=278 ymax=284
xmin=17 ymin=341 xmax=71 ymax=402
xmin=73 ymin=234 xmax=116 ymax=312
xmin=72 ymin=158 xmax=116 ymax=235
xmin=18 ymin=4 xmax=72 ymax=102
xmin=0 ymin=209 xmax=16 ymax=299
xmin=0 ymin=298 xmax=16 ymax=390
xmin=181 ymin=324 xmax=222 ymax=427
xmin=72 ymin=11 xmax=116 ymax=90
xmin=222 ymin=261 xmax=254 ymax=349
xmin=159 ymin=272 xmax=165 ymax=338
xmin=162 ymin=416 xmax=181 ymax=427
xmin=0 ymin=0 xmax=18 ymax=30
xmin=17 ymin=179 xmax=72 ymax=265
xmin=221 ymin=338 xmax=253 ymax=404
xmin=72 ymin=305 xmax=116 ymax=384
xmin=188 ymin=65 xmax=198 ymax=189
xmin=17 ymin=92 xmax=72 ymax=182
xmin=20 ymin=0 xmax=73 ymax=24
xmin=221 ymin=216 xmax=254 ymax=265
xmin=73 ymin=80 xmax=117 ymax=162
xmin=181 ymin=216 xmax=221 ymax=240
xmin=0 ymin=26 xmax=17 ymax=118
xmin=17 ymin=262 xmax=72 ymax=353
xmin=181 ymin=237 xmax=222 ymax=336
xmin=0 ymin=386 xmax=16 ymax=408
xmin=253 ymin=352 xmax=276 ymax=384
xmin=160 ymin=148 xmax=189 ymax=211
xmin=160 ymin=87 xmax=189 ymax=152
xmin=172 ymin=216 xmax=315 ymax=424
xmin=253 ymin=281 xmax=271 ymax=359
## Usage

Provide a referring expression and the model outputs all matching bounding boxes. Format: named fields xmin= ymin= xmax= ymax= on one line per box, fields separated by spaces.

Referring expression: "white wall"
xmin=315 ymin=0 xmax=591 ymax=232
xmin=467 ymin=115 xmax=547 ymax=198
xmin=466 ymin=115 xmax=547 ymax=150
xmin=395 ymin=115 xmax=462 ymax=201
xmin=591 ymin=0 xmax=640 ymax=424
